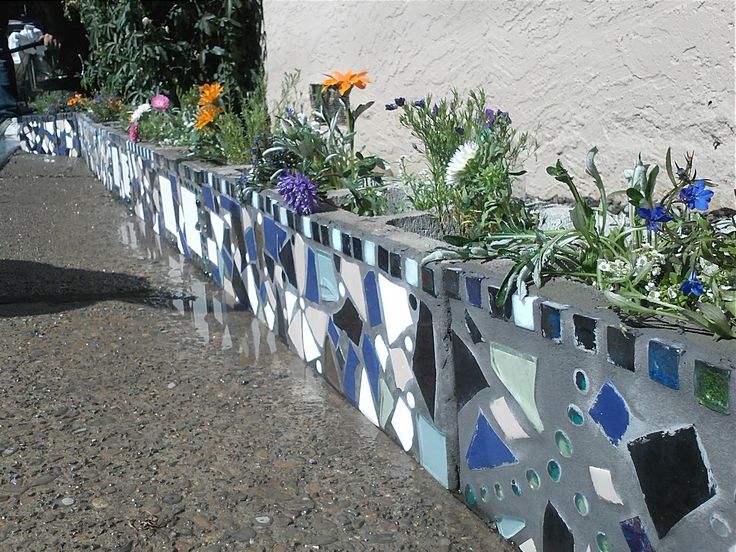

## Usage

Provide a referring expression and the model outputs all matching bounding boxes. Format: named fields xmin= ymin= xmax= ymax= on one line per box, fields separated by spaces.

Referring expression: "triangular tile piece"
xmin=301 ymin=313 xmax=320 ymax=362
xmin=279 ymin=240 xmax=296 ymax=287
xmin=589 ymin=466 xmax=623 ymax=505
xmin=305 ymin=248 xmax=320 ymax=303
xmin=333 ymin=298 xmax=363 ymax=345
xmin=361 ymin=336 xmax=381 ymax=401
xmin=543 ymin=502 xmax=574 ymax=552
xmin=589 ymin=380 xmax=630 ymax=446
xmin=452 ymin=331 xmax=489 ymax=411
xmin=412 ymin=302 xmax=436 ymax=418
xmin=465 ymin=410 xmax=517 ymax=470
xmin=620 ymin=516 xmax=655 ymax=552
xmin=464 ymin=309 xmax=484 ymax=343
xmin=627 ymin=425 xmax=715 ymax=538
xmin=322 ymin=338 xmax=342 ymax=392
xmin=378 ymin=274 xmax=413 ymax=343
xmin=489 ymin=342 xmax=543 ymax=433
xmin=390 ymin=397 xmax=414 ymax=452
xmin=390 ymin=348 xmax=413 ymax=390
xmin=495 ymin=516 xmax=526 ymax=539
xmin=379 ymin=379 xmax=394 ymax=427
xmin=343 ymin=345 xmax=360 ymax=406
xmin=341 ymin=260 xmax=367 ymax=319
xmin=489 ymin=397 xmax=529 ymax=440
xmin=287 ymin=308 xmax=303 ymax=359
xmin=358 ymin=368 xmax=379 ymax=427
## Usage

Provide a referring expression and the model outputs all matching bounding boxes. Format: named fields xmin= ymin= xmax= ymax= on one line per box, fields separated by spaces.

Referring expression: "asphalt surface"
xmin=0 ymin=153 xmax=514 ymax=552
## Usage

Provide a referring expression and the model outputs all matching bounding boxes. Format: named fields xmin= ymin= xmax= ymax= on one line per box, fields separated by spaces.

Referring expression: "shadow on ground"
xmin=0 ymin=259 xmax=190 ymax=317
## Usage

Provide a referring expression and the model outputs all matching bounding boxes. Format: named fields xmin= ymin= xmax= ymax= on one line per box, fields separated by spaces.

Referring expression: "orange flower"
xmin=198 ymin=82 xmax=224 ymax=106
xmin=195 ymin=103 xmax=223 ymax=130
xmin=321 ymin=70 xmax=371 ymax=96
xmin=66 ymin=93 xmax=83 ymax=106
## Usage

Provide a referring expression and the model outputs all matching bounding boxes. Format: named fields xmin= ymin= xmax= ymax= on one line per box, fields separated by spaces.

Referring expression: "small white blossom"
xmin=130 ymin=102 xmax=151 ymax=123
xmin=445 ymin=142 xmax=479 ymax=186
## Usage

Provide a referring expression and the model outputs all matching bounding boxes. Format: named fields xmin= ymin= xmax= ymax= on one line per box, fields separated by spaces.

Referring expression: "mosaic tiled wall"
xmin=449 ymin=268 xmax=735 ymax=552
xmin=18 ymin=115 xmax=80 ymax=157
xmin=74 ymin=115 xmax=458 ymax=490
xmin=24 ymin=116 xmax=736 ymax=551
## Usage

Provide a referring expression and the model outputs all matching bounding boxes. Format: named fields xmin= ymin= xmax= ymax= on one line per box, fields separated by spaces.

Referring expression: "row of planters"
xmin=18 ymin=69 xmax=736 ymax=552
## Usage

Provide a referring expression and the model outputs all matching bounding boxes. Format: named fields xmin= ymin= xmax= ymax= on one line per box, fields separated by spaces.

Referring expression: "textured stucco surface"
xmin=263 ymin=0 xmax=735 ymax=209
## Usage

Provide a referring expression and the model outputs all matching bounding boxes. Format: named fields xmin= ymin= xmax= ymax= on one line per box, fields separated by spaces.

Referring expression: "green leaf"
xmin=443 ymin=234 xmax=472 ymax=247
xmin=645 ymin=165 xmax=659 ymax=199
xmin=665 ymin=147 xmax=678 ymax=187
xmin=626 ymin=188 xmax=643 ymax=206
xmin=352 ymin=101 xmax=375 ymax=120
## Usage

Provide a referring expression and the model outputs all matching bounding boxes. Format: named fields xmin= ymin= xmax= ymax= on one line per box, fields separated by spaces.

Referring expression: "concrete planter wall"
xmin=20 ymin=114 xmax=736 ymax=552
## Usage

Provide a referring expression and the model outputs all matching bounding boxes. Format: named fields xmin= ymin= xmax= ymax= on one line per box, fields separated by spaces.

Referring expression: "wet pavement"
xmin=0 ymin=153 xmax=514 ymax=552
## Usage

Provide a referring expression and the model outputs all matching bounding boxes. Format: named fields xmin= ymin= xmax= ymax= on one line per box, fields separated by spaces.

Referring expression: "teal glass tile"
xmin=316 ymin=250 xmax=339 ymax=302
xmin=694 ymin=360 xmax=731 ymax=414
xmin=416 ymin=414 xmax=449 ymax=488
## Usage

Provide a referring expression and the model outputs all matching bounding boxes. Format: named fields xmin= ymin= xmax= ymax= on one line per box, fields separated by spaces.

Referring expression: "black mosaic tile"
xmin=352 ymin=237 xmax=363 ymax=261
xmin=279 ymin=241 xmax=297 ymax=287
xmin=408 ymin=293 xmax=418 ymax=310
xmin=377 ymin=246 xmax=389 ymax=272
xmin=543 ymin=502 xmax=574 ymax=552
xmin=286 ymin=210 xmax=295 ymax=229
xmin=464 ymin=310 xmax=484 ymax=344
xmin=488 ymin=285 xmax=512 ymax=320
xmin=389 ymin=252 xmax=402 ymax=278
xmin=341 ymin=233 xmax=352 ymax=256
xmin=413 ymin=302 xmax=436 ymax=419
xmin=443 ymin=268 xmax=462 ymax=300
xmin=574 ymin=314 xmax=597 ymax=351
xmin=421 ymin=265 xmax=436 ymax=296
xmin=333 ymin=298 xmax=363 ymax=346
xmin=465 ymin=276 xmax=483 ymax=308
xmin=274 ymin=290 xmax=287 ymax=342
xmin=311 ymin=221 xmax=321 ymax=243
xmin=607 ymin=326 xmax=636 ymax=371
xmin=320 ymin=225 xmax=330 ymax=246
xmin=628 ymin=426 xmax=715 ymax=538
xmin=451 ymin=330 xmax=489 ymax=410
xmin=258 ymin=195 xmax=266 ymax=212
xmin=333 ymin=254 xmax=341 ymax=272
xmin=264 ymin=196 xmax=272 ymax=212
xmin=322 ymin=338 xmax=343 ymax=393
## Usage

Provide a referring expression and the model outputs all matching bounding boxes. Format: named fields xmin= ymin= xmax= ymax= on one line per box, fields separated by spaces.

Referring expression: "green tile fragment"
xmin=416 ymin=414 xmax=449 ymax=488
xmin=694 ymin=360 xmax=731 ymax=414
xmin=379 ymin=379 xmax=394 ymax=427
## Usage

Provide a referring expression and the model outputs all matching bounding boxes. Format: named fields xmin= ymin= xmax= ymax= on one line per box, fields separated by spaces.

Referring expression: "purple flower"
xmin=276 ymin=171 xmax=319 ymax=215
xmin=385 ymin=103 xmax=398 ymax=111
xmin=150 ymin=94 xmax=171 ymax=111
xmin=637 ymin=204 xmax=673 ymax=232
xmin=414 ymin=99 xmax=426 ymax=108
xmin=454 ymin=126 xmax=465 ymax=135
xmin=679 ymin=179 xmax=714 ymax=211
xmin=680 ymin=269 xmax=704 ymax=297
xmin=496 ymin=109 xmax=512 ymax=124
xmin=394 ymin=97 xmax=405 ymax=107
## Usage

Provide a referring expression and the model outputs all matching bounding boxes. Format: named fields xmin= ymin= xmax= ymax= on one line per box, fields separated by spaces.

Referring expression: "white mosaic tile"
xmin=519 ymin=539 xmax=537 ymax=552
xmin=331 ymin=228 xmax=341 ymax=251
xmin=390 ymin=348 xmax=413 ymax=391
xmin=404 ymin=258 xmax=419 ymax=287
xmin=285 ymin=290 xmax=298 ymax=321
xmin=391 ymin=397 xmax=414 ymax=452
xmin=378 ymin=274 xmax=413 ymax=344
xmin=374 ymin=335 xmax=389 ymax=371
xmin=358 ymin=369 xmax=379 ymax=427
xmin=301 ymin=313 xmax=320 ymax=361
xmin=589 ymin=466 xmax=624 ymax=505
xmin=341 ymin=260 xmax=367 ymax=320
xmin=180 ymin=186 xmax=202 ymax=257
xmin=159 ymin=178 xmax=177 ymax=235
xmin=363 ymin=240 xmax=376 ymax=266
xmin=294 ymin=234 xmax=307 ymax=293
xmin=287 ymin=308 xmax=304 ymax=359
xmin=264 ymin=303 xmax=275 ymax=330
xmin=305 ymin=307 xmax=328 ymax=347
xmin=512 ymin=292 xmax=537 ymax=331
xmin=301 ymin=215 xmax=312 ymax=238
xmin=489 ymin=396 xmax=530 ymax=440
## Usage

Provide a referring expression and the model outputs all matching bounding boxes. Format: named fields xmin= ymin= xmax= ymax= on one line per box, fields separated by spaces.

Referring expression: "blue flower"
xmin=637 ymin=204 xmax=673 ymax=232
xmin=679 ymin=179 xmax=714 ymax=211
xmin=454 ymin=126 xmax=465 ymax=135
xmin=394 ymin=97 xmax=405 ymax=107
xmin=276 ymin=171 xmax=320 ymax=215
xmin=680 ymin=270 xmax=704 ymax=297
xmin=431 ymin=104 xmax=439 ymax=116
xmin=285 ymin=107 xmax=294 ymax=116
xmin=413 ymin=98 xmax=426 ymax=108
xmin=496 ymin=109 xmax=512 ymax=124
xmin=385 ymin=103 xmax=397 ymax=111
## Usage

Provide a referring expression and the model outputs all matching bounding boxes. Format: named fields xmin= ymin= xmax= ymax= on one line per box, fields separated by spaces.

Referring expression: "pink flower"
xmin=128 ymin=122 xmax=140 ymax=142
xmin=150 ymin=94 xmax=171 ymax=111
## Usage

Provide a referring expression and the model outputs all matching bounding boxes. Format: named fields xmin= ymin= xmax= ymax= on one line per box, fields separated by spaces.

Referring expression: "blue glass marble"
xmin=363 ymin=271 xmax=382 ymax=327
xmin=620 ymin=516 xmax=655 ymax=552
xmin=361 ymin=336 xmax=380 ymax=401
xmin=305 ymin=248 xmax=320 ymax=303
xmin=588 ymin=380 xmax=630 ymax=446
xmin=466 ymin=410 xmax=518 ymax=470
xmin=648 ymin=339 xmax=681 ymax=389
xmin=465 ymin=276 xmax=483 ymax=308
xmin=343 ymin=345 xmax=360 ymax=406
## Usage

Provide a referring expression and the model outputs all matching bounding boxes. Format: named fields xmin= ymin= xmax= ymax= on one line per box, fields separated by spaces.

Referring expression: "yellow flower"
xmin=195 ymin=103 xmax=222 ymax=129
xmin=321 ymin=70 xmax=371 ymax=96
xmin=198 ymin=82 xmax=224 ymax=106
xmin=66 ymin=93 xmax=83 ymax=106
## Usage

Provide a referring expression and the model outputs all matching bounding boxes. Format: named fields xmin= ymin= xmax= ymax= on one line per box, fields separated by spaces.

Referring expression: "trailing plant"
xmin=431 ymin=147 xmax=736 ymax=339
xmin=30 ymin=91 xmax=80 ymax=115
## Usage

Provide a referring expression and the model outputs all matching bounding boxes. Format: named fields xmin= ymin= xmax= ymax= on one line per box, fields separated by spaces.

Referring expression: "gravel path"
xmin=0 ymin=153 xmax=513 ymax=552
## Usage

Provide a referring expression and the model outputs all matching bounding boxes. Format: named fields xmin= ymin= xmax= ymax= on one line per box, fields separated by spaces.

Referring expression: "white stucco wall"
xmin=263 ymin=0 xmax=735 ymax=209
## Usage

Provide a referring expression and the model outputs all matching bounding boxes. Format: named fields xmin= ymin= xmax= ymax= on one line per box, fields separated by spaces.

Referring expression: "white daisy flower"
xmin=445 ymin=141 xmax=479 ymax=186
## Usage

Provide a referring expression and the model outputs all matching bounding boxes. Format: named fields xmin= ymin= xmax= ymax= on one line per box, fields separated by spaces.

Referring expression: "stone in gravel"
xmin=28 ymin=471 xmax=60 ymax=488
xmin=91 ymin=497 xmax=109 ymax=509
xmin=2 ymin=447 xmax=16 ymax=456
xmin=60 ymin=497 xmax=75 ymax=506
xmin=255 ymin=516 xmax=271 ymax=525
xmin=142 ymin=501 xmax=162 ymax=516
xmin=167 ymin=382 xmax=176 ymax=389
xmin=436 ymin=537 xmax=452 ymax=552
xmin=310 ymin=533 xmax=338 ymax=546
xmin=163 ymin=492 xmax=182 ymax=504
xmin=192 ymin=513 xmax=213 ymax=530
xmin=230 ymin=527 xmax=256 ymax=541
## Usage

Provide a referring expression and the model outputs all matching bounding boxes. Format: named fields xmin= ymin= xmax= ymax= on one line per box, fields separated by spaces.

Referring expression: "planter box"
xmin=20 ymin=114 xmax=736 ymax=552
xmin=18 ymin=114 xmax=80 ymax=157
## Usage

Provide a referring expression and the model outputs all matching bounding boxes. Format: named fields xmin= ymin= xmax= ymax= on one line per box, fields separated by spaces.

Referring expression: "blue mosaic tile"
xmin=540 ymin=302 xmax=562 ymax=341
xmin=648 ymin=339 xmax=681 ymax=390
xmin=363 ymin=271 xmax=382 ymax=327
xmin=620 ymin=516 xmax=655 ymax=552
xmin=589 ymin=380 xmax=630 ymax=445
xmin=361 ymin=336 xmax=381 ymax=401
xmin=244 ymin=228 xmax=257 ymax=262
xmin=327 ymin=319 xmax=339 ymax=346
xmin=305 ymin=248 xmax=320 ymax=303
xmin=202 ymin=186 xmax=216 ymax=211
xmin=343 ymin=344 xmax=360 ymax=406
xmin=263 ymin=217 xmax=287 ymax=261
xmin=466 ymin=410 xmax=517 ymax=470
xmin=573 ymin=313 xmax=597 ymax=351
xmin=465 ymin=276 xmax=483 ymax=308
